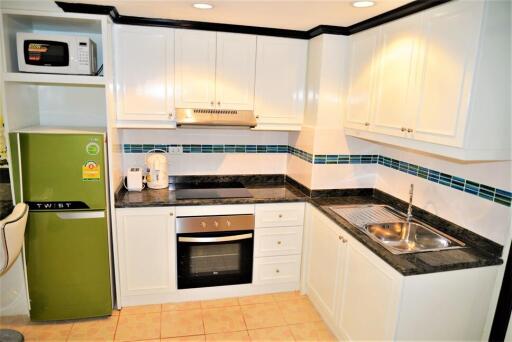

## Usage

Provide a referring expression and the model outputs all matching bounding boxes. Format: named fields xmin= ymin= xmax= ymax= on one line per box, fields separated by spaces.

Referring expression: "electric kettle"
xmin=145 ymin=149 xmax=169 ymax=189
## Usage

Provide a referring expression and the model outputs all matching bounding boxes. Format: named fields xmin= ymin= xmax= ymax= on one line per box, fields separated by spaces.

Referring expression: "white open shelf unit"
xmin=3 ymin=72 xmax=105 ymax=85
xmin=0 ymin=9 xmax=110 ymax=131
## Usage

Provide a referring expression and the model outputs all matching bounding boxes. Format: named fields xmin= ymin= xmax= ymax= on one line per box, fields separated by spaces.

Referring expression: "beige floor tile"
xmin=248 ymin=326 xmax=295 ymax=342
xmin=163 ymin=301 xmax=202 ymax=311
xmin=277 ymin=298 xmax=321 ymax=325
xmin=202 ymin=307 xmax=246 ymax=334
xmin=162 ymin=335 xmax=206 ymax=342
xmin=112 ymin=310 xmax=121 ymax=316
xmin=272 ymin=291 xmax=304 ymax=302
xmin=289 ymin=322 xmax=337 ymax=342
xmin=114 ymin=312 xmax=160 ymax=341
xmin=205 ymin=330 xmax=250 ymax=341
xmin=120 ymin=304 xmax=162 ymax=315
xmin=161 ymin=310 xmax=204 ymax=338
xmin=238 ymin=294 xmax=275 ymax=306
xmin=201 ymin=298 xmax=239 ymax=309
xmin=68 ymin=315 xmax=118 ymax=341
xmin=240 ymin=303 xmax=286 ymax=329
xmin=20 ymin=321 xmax=73 ymax=341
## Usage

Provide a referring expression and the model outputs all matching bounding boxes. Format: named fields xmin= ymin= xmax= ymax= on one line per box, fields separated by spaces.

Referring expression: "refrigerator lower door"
xmin=25 ymin=211 xmax=112 ymax=321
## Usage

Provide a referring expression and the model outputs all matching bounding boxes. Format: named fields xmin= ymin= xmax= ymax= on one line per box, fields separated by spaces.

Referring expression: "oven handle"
xmin=178 ymin=233 xmax=253 ymax=243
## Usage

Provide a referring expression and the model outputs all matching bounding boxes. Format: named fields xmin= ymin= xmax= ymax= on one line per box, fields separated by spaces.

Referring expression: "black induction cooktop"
xmin=172 ymin=182 xmax=253 ymax=200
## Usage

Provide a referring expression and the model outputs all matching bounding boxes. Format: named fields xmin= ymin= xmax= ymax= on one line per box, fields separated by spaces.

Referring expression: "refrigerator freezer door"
xmin=15 ymin=133 xmax=106 ymax=210
xmin=25 ymin=211 xmax=112 ymax=320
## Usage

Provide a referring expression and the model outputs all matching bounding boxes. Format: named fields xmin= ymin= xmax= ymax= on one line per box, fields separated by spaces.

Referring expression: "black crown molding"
xmin=55 ymin=0 xmax=451 ymax=39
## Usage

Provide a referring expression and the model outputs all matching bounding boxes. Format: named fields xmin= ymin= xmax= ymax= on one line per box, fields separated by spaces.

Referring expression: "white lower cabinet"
xmin=254 ymin=226 xmax=303 ymax=257
xmin=253 ymin=203 xmax=304 ymax=287
xmin=304 ymin=204 xmax=499 ymax=341
xmin=115 ymin=207 xmax=176 ymax=306
xmin=336 ymin=237 xmax=402 ymax=341
xmin=253 ymin=255 xmax=301 ymax=285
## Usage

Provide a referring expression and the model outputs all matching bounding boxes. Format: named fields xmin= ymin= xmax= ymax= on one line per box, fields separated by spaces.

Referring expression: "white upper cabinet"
xmin=372 ymin=16 xmax=422 ymax=138
xmin=254 ymin=36 xmax=307 ymax=130
xmin=412 ymin=1 xmax=482 ymax=146
xmin=114 ymin=25 xmax=174 ymax=123
xmin=345 ymin=0 xmax=510 ymax=160
xmin=216 ymin=33 xmax=256 ymax=110
xmin=175 ymin=30 xmax=217 ymax=109
xmin=175 ymin=30 xmax=256 ymax=110
xmin=345 ymin=29 xmax=379 ymax=131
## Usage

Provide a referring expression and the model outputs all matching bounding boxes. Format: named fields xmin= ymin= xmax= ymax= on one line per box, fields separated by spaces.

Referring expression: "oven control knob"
xmin=214 ymin=221 xmax=219 ymax=228
xmin=226 ymin=220 xmax=231 ymax=227
xmin=201 ymin=221 xmax=206 ymax=228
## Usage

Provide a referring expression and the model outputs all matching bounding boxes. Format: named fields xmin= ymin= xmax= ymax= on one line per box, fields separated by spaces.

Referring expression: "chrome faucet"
xmin=406 ymin=184 xmax=414 ymax=223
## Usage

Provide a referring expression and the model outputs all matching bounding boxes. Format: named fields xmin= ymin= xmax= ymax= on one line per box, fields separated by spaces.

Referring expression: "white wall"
xmin=121 ymin=128 xmax=289 ymax=176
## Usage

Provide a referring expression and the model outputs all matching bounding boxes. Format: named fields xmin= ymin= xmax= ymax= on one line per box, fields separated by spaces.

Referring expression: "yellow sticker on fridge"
xmin=82 ymin=161 xmax=101 ymax=181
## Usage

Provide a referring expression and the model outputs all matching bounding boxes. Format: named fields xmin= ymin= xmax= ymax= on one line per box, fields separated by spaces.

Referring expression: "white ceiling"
xmin=1 ymin=0 xmax=414 ymax=31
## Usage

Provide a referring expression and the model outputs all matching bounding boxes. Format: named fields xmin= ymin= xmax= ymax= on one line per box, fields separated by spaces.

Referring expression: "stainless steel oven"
xmin=176 ymin=214 xmax=254 ymax=289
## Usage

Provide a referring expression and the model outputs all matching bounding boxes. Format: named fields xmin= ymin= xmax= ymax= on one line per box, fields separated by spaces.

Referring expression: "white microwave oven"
xmin=16 ymin=32 xmax=97 ymax=75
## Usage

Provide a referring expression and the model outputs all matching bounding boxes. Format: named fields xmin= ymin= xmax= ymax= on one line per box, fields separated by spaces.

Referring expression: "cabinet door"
xmin=305 ymin=207 xmax=346 ymax=321
xmin=175 ymin=29 xmax=216 ymax=109
xmin=337 ymin=237 xmax=402 ymax=341
xmin=412 ymin=1 xmax=484 ymax=147
xmin=114 ymin=25 xmax=174 ymax=121
xmin=345 ymin=29 xmax=379 ymax=130
xmin=372 ymin=16 xmax=422 ymax=137
xmin=116 ymin=208 xmax=176 ymax=298
xmin=215 ymin=32 xmax=256 ymax=110
xmin=254 ymin=36 xmax=307 ymax=128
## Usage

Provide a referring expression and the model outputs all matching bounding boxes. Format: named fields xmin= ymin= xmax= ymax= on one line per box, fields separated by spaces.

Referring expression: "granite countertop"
xmin=115 ymin=176 xmax=503 ymax=276
xmin=310 ymin=195 xmax=503 ymax=276
xmin=0 ymin=201 xmax=13 ymax=220
xmin=115 ymin=180 xmax=308 ymax=208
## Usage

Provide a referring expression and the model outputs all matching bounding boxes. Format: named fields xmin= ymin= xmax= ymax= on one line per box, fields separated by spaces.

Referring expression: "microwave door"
xmin=24 ymin=40 xmax=70 ymax=67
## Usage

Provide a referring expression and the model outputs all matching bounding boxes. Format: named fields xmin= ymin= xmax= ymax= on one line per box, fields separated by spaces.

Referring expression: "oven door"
xmin=177 ymin=230 xmax=253 ymax=289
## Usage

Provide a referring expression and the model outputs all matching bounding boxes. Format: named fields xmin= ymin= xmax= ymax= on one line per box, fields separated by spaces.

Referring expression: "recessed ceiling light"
xmin=193 ymin=3 xmax=214 ymax=9
xmin=352 ymin=1 xmax=375 ymax=8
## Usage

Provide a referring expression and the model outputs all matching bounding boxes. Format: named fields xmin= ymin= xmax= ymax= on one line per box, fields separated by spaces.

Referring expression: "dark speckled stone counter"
xmin=0 ymin=201 xmax=13 ymax=220
xmin=0 ymin=169 xmax=13 ymax=220
xmin=116 ymin=182 xmax=308 ymax=207
xmin=311 ymin=195 xmax=503 ymax=276
xmin=115 ymin=175 xmax=503 ymax=276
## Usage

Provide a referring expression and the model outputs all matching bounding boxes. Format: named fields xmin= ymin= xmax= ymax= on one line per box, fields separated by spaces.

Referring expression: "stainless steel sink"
xmin=363 ymin=221 xmax=464 ymax=254
xmin=328 ymin=204 xmax=465 ymax=255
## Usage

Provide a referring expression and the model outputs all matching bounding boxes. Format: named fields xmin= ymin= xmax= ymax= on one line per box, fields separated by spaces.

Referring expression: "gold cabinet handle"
xmin=277 ymin=241 xmax=282 ymax=245
xmin=275 ymin=269 xmax=280 ymax=273
xmin=401 ymin=127 xmax=407 ymax=132
xmin=364 ymin=122 xmax=370 ymax=127
xmin=407 ymin=128 xmax=413 ymax=133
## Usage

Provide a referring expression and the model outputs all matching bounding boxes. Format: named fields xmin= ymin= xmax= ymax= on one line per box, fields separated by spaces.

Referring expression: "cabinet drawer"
xmin=254 ymin=226 xmax=303 ymax=257
xmin=253 ymin=255 xmax=301 ymax=285
xmin=255 ymin=203 xmax=305 ymax=228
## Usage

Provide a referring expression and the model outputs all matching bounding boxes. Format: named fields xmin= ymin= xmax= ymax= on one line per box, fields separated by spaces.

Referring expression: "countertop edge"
xmin=114 ymin=187 xmax=503 ymax=277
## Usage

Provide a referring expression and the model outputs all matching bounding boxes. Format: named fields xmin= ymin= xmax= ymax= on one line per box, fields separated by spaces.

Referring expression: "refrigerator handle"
xmin=56 ymin=212 xmax=105 ymax=220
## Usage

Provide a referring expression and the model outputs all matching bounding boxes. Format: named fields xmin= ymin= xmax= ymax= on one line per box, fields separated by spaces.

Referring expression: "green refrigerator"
xmin=10 ymin=129 xmax=112 ymax=321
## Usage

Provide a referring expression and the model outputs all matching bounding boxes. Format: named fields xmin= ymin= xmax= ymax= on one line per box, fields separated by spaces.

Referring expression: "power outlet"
xmin=168 ymin=146 xmax=183 ymax=154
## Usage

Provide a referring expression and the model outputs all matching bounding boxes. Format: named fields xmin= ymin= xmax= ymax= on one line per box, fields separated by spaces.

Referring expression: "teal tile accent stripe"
xmin=122 ymin=144 xmax=511 ymax=207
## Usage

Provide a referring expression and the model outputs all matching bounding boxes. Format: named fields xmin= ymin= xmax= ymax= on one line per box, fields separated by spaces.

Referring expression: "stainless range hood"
xmin=176 ymin=108 xmax=257 ymax=128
